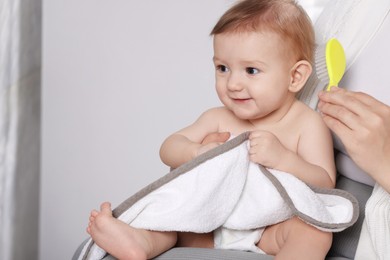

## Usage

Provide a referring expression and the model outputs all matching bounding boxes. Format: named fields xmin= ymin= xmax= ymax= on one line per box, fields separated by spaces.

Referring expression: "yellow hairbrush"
xmin=317 ymin=38 xmax=346 ymax=91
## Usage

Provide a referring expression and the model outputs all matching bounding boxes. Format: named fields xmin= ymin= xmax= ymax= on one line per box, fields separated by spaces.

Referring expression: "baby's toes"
xmin=100 ymin=202 xmax=113 ymax=216
xmin=89 ymin=214 xmax=96 ymax=223
xmin=86 ymin=225 xmax=92 ymax=235
xmin=90 ymin=209 xmax=99 ymax=218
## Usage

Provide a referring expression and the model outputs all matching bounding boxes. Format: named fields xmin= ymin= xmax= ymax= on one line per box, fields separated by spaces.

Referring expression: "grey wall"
xmin=40 ymin=1 xmax=232 ymax=259
xmin=40 ymin=1 xmax=328 ymax=259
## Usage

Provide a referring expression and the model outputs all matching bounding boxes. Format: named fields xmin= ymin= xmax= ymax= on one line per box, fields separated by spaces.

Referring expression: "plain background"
xmin=41 ymin=1 xmax=233 ymax=259
xmin=40 ymin=1 xmax=328 ymax=259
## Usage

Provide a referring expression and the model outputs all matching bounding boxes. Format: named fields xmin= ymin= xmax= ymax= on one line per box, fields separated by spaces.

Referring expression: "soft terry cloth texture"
xmin=79 ymin=132 xmax=359 ymax=260
xmin=355 ymin=183 xmax=390 ymax=260
xmin=213 ymin=227 xmax=265 ymax=254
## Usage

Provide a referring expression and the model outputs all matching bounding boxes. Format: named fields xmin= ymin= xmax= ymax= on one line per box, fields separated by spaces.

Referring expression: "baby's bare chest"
xmin=220 ymin=119 xmax=301 ymax=153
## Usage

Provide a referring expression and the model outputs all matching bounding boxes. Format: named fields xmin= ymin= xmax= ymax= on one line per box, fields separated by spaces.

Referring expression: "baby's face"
xmin=213 ymin=31 xmax=297 ymax=123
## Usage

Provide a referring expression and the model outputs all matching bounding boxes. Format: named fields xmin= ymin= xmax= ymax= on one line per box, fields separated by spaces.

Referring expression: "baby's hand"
xmin=196 ymin=143 xmax=221 ymax=156
xmin=196 ymin=132 xmax=231 ymax=156
xmin=248 ymin=130 xmax=287 ymax=169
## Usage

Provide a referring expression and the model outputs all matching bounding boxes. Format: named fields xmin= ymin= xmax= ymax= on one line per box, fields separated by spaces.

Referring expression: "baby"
xmin=87 ymin=0 xmax=336 ymax=259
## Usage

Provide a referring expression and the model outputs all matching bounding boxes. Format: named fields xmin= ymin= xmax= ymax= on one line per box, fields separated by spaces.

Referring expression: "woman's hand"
xmin=318 ymin=87 xmax=390 ymax=190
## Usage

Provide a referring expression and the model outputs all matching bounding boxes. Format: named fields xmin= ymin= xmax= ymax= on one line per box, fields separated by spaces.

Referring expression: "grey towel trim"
xmin=81 ymin=132 xmax=251 ymax=260
xmin=113 ymin=132 xmax=250 ymax=217
xmin=259 ymin=165 xmax=359 ymax=231
xmin=81 ymin=132 xmax=359 ymax=259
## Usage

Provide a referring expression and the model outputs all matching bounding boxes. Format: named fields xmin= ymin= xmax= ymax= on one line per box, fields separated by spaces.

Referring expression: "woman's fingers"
xmin=319 ymin=87 xmax=389 ymax=131
xmin=345 ymin=88 xmax=388 ymax=109
xmin=320 ymin=112 xmax=356 ymax=154
xmin=318 ymin=87 xmax=378 ymax=131
xmin=318 ymin=87 xmax=390 ymax=180
xmin=318 ymin=99 xmax=360 ymax=132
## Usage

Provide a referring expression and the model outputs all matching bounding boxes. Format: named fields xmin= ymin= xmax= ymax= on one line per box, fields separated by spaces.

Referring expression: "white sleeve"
xmin=355 ymin=184 xmax=390 ymax=260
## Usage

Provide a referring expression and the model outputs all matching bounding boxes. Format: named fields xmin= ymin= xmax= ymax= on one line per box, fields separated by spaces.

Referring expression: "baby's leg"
xmin=258 ymin=217 xmax=332 ymax=260
xmin=87 ymin=202 xmax=177 ymax=260
xmin=176 ymin=232 xmax=214 ymax=248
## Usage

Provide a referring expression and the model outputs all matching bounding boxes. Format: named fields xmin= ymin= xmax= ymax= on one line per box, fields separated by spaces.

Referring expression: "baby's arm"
xmin=249 ymin=116 xmax=336 ymax=189
xmin=292 ymin=115 xmax=336 ymax=188
xmin=159 ymin=108 xmax=223 ymax=169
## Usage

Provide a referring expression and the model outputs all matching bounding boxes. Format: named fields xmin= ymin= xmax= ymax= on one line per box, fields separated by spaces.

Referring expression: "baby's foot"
xmin=87 ymin=202 xmax=149 ymax=260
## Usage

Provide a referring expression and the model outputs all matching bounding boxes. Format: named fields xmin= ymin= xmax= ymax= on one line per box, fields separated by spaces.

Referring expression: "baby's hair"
xmin=211 ymin=0 xmax=315 ymax=63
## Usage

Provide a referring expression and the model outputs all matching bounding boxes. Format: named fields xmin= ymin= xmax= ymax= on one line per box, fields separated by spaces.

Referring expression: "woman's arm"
xmin=318 ymin=87 xmax=390 ymax=192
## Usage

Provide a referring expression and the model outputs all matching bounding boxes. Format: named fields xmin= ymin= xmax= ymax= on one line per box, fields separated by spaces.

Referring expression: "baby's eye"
xmin=246 ymin=67 xmax=260 ymax=75
xmin=216 ymin=65 xmax=229 ymax=73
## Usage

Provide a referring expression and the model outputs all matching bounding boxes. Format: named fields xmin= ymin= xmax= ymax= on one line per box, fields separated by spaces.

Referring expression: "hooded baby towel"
xmin=79 ymin=132 xmax=359 ymax=260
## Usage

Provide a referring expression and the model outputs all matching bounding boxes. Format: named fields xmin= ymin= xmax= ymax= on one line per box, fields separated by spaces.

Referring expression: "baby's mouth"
xmin=232 ymin=97 xmax=251 ymax=103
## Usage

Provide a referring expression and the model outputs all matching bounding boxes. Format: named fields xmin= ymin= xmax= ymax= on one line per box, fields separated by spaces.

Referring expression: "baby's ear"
xmin=288 ymin=60 xmax=312 ymax=93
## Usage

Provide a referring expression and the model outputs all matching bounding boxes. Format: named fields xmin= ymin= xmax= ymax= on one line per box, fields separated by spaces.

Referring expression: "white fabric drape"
xmin=355 ymin=184 xmax=390 ymax=259
xmin=1 ymin=1 xmax=20 ymax=259
xmin=0 ymin=0 xmax=41 ymax=259
xmin=297 ymin=0 xmax=330 ymax=22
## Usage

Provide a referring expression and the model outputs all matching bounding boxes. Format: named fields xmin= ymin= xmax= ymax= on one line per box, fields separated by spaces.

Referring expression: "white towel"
xmin=79 ymin=133 xmax=358 ymax=260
